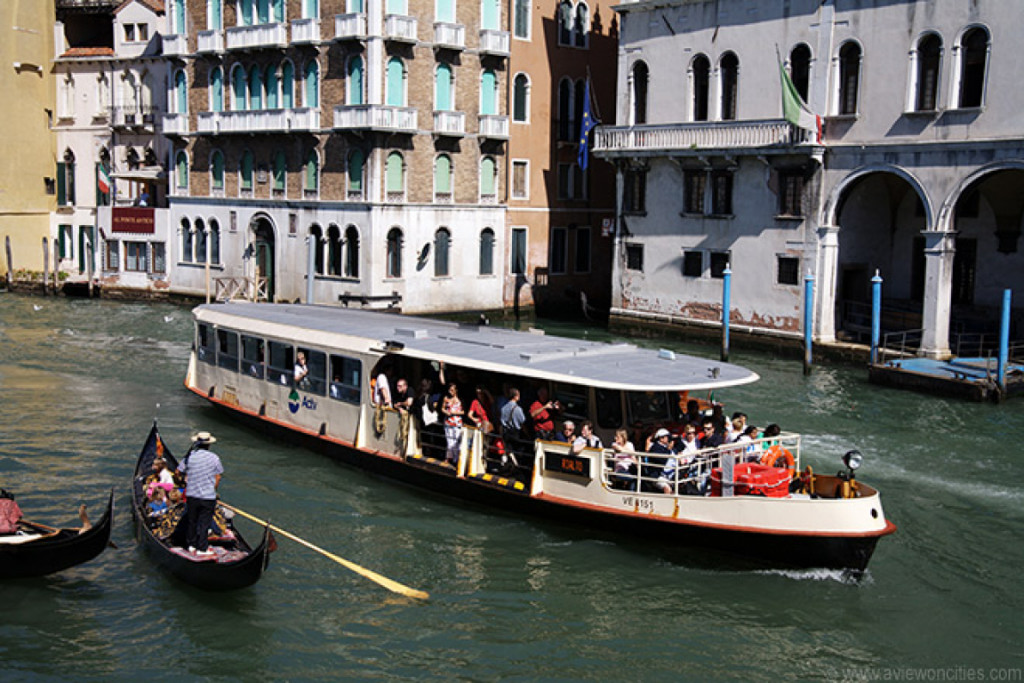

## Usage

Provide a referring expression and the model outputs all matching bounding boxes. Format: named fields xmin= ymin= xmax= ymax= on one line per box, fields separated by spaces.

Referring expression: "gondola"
xmin=131 ymin=422 xmax=271 ymax=590
xmin=0 ymin=489 xmax=114 ymax=579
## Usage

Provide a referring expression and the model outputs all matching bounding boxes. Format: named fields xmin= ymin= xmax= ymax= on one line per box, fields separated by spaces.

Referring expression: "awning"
xmin=112 ymin=167 xmax=166 ymax=183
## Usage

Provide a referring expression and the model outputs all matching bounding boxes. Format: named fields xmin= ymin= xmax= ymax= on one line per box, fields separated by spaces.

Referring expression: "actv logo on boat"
xmin=288 ymin=389 xmax=318 ymax=414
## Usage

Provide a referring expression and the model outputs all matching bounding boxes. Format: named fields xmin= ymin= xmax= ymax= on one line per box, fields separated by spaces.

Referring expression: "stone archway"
xmin=251 ymin=215 xmax=276 ymax=302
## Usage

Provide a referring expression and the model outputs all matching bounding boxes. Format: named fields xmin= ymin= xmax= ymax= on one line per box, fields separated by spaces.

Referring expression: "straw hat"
xmin=192 ymin=431 xmax=217 ymax=445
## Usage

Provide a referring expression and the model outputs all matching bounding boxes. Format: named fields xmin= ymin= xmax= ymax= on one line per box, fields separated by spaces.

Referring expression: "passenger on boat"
xmin=500 ymin=388 xmax=526 ymax=439
xmin=467 ymin=385 xmax=495 ymax=434
xmin=149 ymin=457 xmax=177 ymax=488
xmin=729 ymin=413 xmax=748 ymax=443
xmin=373 ymin=363 xmax=393 ymax=407
xmin=294 ymin=351 xmax=310 ymax=389
xmin=177 ymin=431 xmax=223 ymax=558
xmin=678 ymin=425 xmax=700 ymax=455
xmin=644 ymin=428 xmax=676 ymax=494
xmin=684 ymin=399 xmax=703 ymax=426
xmin=610 ymin=429 xmax=638 ymax=489
xmin=709 ymin=403 xmax=727 ymax=432
xmin=761 ymin=423 xmax=781 ymax=447
xmin=440 ymin=384 xmax=464 ymax=465
xmin=147 ymin=487 xmax=169 ymax=517
xmin=393 ymin=378 xmax=414 ymax=413
xmin=556 ymin=420 xmax=576 ymax=443
xmin=571 ymin=421 xmax=603 ymax=454
xmin=699 ymin=420 xmax=725 ymax=449
xmin=529 ymin=387 xmax=560 ymax=440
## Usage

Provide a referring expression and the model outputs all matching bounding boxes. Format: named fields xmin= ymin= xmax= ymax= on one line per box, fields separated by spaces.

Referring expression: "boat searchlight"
xmin=843 ymin=449 xmax=864 ymax=472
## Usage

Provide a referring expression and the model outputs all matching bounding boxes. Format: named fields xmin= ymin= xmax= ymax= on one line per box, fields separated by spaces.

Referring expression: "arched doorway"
xmin=831 ymin=170 xmax=927 ymax=342
xmin=251 ymin=216 xmax=276 ymax=302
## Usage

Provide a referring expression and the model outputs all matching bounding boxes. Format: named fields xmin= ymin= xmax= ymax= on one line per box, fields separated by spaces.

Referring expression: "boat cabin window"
xmin=197 ymin=323 xmax=215 ymax=364
xmin=626 ymin=390 xmax=673 ymax=424
xmin=266 ymin=341 xmax=294 ymax=386
xmin=553 ymin=384 xmax=589 ymax=424
xmin=329 ymin=354 xmax=361 ymax=403
xmin=595 ymin=388 xmax=623 ymax=429
xmin=298 ymin=346 xmax=326 ymax=396
xmin=241 ymin=335 xmax=265 ymax=378
xmin=217 ymin=329 xmax=239 ymax=372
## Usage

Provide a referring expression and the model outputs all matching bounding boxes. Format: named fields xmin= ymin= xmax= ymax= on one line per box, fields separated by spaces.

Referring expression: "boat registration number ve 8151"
xmin=544 ymin=453 xmax=592 ymax=478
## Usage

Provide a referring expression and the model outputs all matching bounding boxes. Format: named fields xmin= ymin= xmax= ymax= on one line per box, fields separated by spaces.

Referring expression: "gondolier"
xmin=177 ymin=431 xmax=223 ymax=558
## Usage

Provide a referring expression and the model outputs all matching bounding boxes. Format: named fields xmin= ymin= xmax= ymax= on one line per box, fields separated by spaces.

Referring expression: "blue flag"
xmin=577 ymin=80 xmax=597 ymax=170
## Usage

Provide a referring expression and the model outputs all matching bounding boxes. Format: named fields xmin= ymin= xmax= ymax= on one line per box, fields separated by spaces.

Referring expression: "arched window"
xmin=174 ymin=0 xmax=185 ymax=32
xmin=273 ymin=150 xmax=286 ymax=191
xmin=310 ymin=224 xmax=324 ymax=274
xmin=305 ymin=149 xmax=319 ymax=193
xmin=514 ymin=0 xmax=528 ymax=39
xmin=386 ymin=227 xmax=403 ymax=278
xmin=344 ymin=225 xmax=359 ymax=278
xmin=272 ymin=0 xmax=284 ymax=22
xmin=386 ymin=151 xmax=404 ymax=198
xmin=574 ymin=2 xmax=588 ymax=47
xmin=210 ymin=0 xmax=223 ymax=29
xmin=240 ymin=150 xmax=254 ymax=191
xmin=789 ymin=43 xmax=811 ymax=103
xmin=347 ymin=56 xmax=364 ymax=105
xmin=327 ymin=224 xmax=341 ymax=275
xmin=257 ymin=0 xmax=269 ymax=23
xmin=231 ymin=65 xmax=247 ymax=110
xmin=573 ymin=79 xmax=585 ymax=139
xmin=282 ymin=60 xmax=294 ymax=108
xmin=719 ymin=52 xmax=738 ymax=120
xmin=481 ymin=69 xmax=498 ymax=115
xmin=181 ymin=218 xmax=192 ymax=263
xmin=195 ymin=218 xmax=207 ymax=263
xmin=304 ymin=0 xmax=319 ymax=19
xmin=480 ymin=156 xmax=496 ymax=199
xmin=513 ymin=73 xmax=529 ymax=122
xmin=58 ymin=148 xmax=76 ymax=206
xmin=437 ymin=0 xmax=454 ymax=23
xmin=558 ymin=78 xmax=572 ymax=140
xmin=434 ymin=228 xmax=451 ymax=277
xmin=691 ymin=54 xmax=710 ymax=121
xmin=479 ymin=228 xmax=495 ymax=275
xmin=347 ymin=149 xmax=363 ymax=197
xmin=434 ymin=154 xmax=452 ymax=200
xmin=265 ymin=64 xmax=279 ymax=109
xmin=175 ymin=150 xmax=188 ymax=190
xmin=174 ymin=69 xmax=188 ymax=114
xmin=435 ymin=64 xmax=453 ymax=111
xmin=386 ymin=57 xmax=404 ymax=106
xmin=249 ymin=65 xmax=263 ymax=110
xmin=838 ymin=41 xmax=861 ymax=115
xmin=211 ymin=150 xmax=225 ymax=191
xmin=557 ymin=0 xmax=572 ymax=45
xmin=211 ymin=66 xmax=224 ymax=112
xmin=958 ymin=27 xmax=988 ymax=109
xmin=631 ymin=61 xmax=648 ymax=125
xmin=239 ymin=0 xmax=253 ymax=25
xmin=210 ymin=219 xmax=221 ymax=264
xmin=481 ymin=0 xmax=499 ymax=31
xmin=304 ymin=60 xmax=319 ymax=108
xmin=915 ymin=34 xmax=941 ymax=111
xmin=96 ymin=73 xmax=110 ymax=117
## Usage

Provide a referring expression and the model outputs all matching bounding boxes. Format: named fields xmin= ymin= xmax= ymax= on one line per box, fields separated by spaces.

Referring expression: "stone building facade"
xmin=163 ymin=0 xmax=508 ymax=311
xmin=597 ymin=0 xmax=1024 ymax=358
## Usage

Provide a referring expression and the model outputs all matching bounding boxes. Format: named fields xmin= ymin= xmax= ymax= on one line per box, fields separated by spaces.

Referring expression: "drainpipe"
xmin=803 ymin=273 xmax=814 ymax=375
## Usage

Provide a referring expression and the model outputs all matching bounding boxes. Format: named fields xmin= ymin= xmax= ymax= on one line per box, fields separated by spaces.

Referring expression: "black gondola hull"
xmin=131 ymin=424 xmax=270 ymax=591
xmin=0 ymin=491 xmax=114 ymax=579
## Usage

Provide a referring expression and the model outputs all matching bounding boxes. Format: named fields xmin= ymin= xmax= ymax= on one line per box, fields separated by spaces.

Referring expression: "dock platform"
xmin=868 ymin=356 xmax=1024 ymax=401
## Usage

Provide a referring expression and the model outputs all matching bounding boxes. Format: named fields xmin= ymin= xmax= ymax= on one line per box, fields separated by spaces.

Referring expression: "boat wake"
xmin=753 ymin=567 xmax=873 ymax=585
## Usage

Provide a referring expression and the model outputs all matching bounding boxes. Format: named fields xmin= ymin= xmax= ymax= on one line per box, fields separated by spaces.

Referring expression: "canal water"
xmin=0 ymin=294 xmax=1021 ymax=681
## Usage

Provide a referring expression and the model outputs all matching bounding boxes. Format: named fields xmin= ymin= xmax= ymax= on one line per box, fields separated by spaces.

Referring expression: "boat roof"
xmin=194 ymin=302 xmax=760 ymax=392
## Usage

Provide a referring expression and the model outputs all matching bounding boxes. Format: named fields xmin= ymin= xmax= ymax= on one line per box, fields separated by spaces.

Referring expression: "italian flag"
xmin=98 ymin=164 xmax=111 ymax=194
xmin=778 ymin=52 xmax=822 ymax=143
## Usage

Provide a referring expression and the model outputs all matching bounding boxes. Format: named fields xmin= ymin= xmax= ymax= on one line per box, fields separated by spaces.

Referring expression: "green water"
xmin=0 ymin=295 xmax=1021 ymax=681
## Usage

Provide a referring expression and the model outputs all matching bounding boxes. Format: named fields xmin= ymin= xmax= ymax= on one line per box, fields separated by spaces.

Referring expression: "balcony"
xmin=291 ymin=17 xmax=320 ymax=44
xmin=478 ymin=114 xmax=508 ymax=140
xmin=162 ymin=33 xmax=188 ymax=57
xmin=110 ymin=105 xmax=157 ymax=130
xmin=196 ymin=108 xmax=321 ymax=134
xmin=225 ymin=23 xmax=288 ymax=51
xmin=333 ymin=104 xmax=417 ymax=133
xmin=478 ymin=29 xmax=509 ymax=57
xmin=196 ymin=29 xmax=224 ymax=53
xmin=334 ymin=13 xmax=366 ymax=40
xmin=433 ymin=22 xmax=464 ymax=50
xmin=593 ymin=119 xmax=819 ymax=157
xmin=433 ymin=110 xmax=465 ymax=136
xmin=384 ymin=14 xmax=417 ymax=43
xmin=162 ymin=112 xmax=189 ymax=136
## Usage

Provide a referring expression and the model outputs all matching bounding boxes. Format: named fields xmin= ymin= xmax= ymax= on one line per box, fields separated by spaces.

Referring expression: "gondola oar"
xmin=219 ymin=502 xmax=429 ymax=600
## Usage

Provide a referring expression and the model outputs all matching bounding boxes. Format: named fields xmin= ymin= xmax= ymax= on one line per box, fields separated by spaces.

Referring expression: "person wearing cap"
xmin=177 ymin=431 xmax=224 ymax=558
xmin=642 ymin=428 xmax=676 ymax=493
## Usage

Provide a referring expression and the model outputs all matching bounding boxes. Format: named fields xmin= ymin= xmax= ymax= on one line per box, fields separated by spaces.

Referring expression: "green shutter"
xmin=57 ymin=162 xmax=66 ymax=205
xmin=386 ymin=153 xmax=403 ymax=192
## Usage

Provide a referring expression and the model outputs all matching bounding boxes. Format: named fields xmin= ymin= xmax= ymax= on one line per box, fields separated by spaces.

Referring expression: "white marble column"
xmin=814 ymin=224 xmax=839 ymax=342
xmin=919 ymin=230 xmax=956 ymax=359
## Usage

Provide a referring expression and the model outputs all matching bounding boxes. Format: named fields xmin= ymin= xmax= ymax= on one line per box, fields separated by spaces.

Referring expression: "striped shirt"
xmin=177 ymin=448 xmax=223 ymax=500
